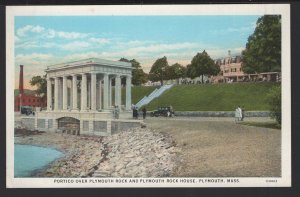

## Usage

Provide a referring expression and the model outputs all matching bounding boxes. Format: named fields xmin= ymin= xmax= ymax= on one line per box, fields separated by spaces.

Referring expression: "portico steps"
xmin=135 ymin=84 xmax=174 ymax=109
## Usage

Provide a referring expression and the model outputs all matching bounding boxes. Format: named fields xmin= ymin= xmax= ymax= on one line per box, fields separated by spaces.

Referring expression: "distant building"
xmin=14 ymin=65 xmax=46 ymax=112
xmin=213 ymin=50 xmax=281 ymax=83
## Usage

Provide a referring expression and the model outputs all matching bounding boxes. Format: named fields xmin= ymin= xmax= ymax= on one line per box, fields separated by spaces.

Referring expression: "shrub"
xmin=267 ymin=85 xmax=281 ymax=125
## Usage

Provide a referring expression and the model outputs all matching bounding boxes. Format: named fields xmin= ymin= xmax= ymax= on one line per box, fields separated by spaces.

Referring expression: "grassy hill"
xmin=16 ymin=83 xmax=279 ymax=111
xmin=121 ymin=86 xmax=157 ymax=105
xmin=143 ymin=82 xmax=280 ymax=111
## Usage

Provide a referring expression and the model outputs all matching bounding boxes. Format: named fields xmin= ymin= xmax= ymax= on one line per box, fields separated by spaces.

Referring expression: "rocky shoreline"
xmin=14 ymin=128 xmax=180 ymax=178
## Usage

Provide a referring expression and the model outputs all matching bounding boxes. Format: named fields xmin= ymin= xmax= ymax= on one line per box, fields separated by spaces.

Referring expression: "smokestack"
xmin=19 ymin=65 xmax=24 ymax=95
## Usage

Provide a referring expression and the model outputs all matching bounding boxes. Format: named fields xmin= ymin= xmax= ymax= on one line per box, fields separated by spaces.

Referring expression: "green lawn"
xmin=144 ymin=82 xmax=280 ymax=111
xmin=121 ymin=86 xmax=157 ymax=105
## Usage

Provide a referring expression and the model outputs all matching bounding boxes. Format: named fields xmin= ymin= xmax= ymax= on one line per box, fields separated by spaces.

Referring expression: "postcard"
xmin=6 ymin=4 xmax=291 ymax=188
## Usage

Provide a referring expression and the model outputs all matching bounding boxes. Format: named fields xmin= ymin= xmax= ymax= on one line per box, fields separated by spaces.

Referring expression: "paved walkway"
xmin=145 ymin=117 xmax=281 ymax=177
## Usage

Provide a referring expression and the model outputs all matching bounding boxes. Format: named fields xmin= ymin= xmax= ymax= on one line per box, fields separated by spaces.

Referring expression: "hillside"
xmin=121 ymin=86 xmax=157 ymax=105
xmin=143 ymin=83 xmax=280 ymax=111
xmin=15 ymin=83 xmax=279 ymax=111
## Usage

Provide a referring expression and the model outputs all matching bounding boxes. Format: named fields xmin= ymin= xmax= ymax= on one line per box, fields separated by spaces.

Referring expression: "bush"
xmin=267 ymin=85 xmax=281 ymax=125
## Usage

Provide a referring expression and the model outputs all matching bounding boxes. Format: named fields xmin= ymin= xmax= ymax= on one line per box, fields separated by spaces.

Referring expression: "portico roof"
xmin=46 ymin=58 xmax=132 ymax=72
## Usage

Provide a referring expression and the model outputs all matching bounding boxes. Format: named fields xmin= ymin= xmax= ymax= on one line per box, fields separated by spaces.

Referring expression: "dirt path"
xmin=145 ymin=117 xmax=281 ymax=177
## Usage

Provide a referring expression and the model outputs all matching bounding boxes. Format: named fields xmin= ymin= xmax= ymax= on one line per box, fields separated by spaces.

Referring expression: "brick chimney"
xmin=19 ymin=65 xmax=24 ymax=95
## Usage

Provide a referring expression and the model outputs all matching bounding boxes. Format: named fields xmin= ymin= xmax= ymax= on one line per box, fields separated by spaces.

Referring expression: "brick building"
xmin=213 ymin=50 xmax=281 ymax=83
xmin=14 ymin=65 xmax=46 ymax=112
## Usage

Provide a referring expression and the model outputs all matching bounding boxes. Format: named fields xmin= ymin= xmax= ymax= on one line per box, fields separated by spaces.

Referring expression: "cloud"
xmin=43 ymin=28 xmax=89 ymax=39
xmin=56 ymin=31 xmax=89 ymax=39
xmin=89 ymin=37 xmax=110 ymax=44
xmin=210 ymin=25 xmax=255 ymax=35
xmin=16 ymin=53 xmax=54 ymax=65
xmin=15 ymin=53 xmax=55 ymax=89
xmin=117 ymin=42 xmax=200 ymax=57
xmin=17 ymin=25 xmax=45 ymax=37
xmin=59 ymin=41 xmax=91 ymax=51
xmin=15 ymin=41 xmax=39 ymax=49
xmin=16 ymin=25 xmax=89 ymax=40
xmin=15 ymin=35 xmax=20 ymax=43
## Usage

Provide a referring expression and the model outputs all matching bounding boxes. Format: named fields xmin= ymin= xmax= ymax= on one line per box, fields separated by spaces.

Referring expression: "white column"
xmin=63 ymin=76 xmax=68 ymax=111
xmin=88 ymin=80 xmax=91 ymax=109
xmin=115 ymin=75 xmax=121 ymax=108
xmin=70 ymin=79 xmax=72 ymax=108
xmin=47 ymin=77 xmax=52 ymax=111
xmin=98 ymin=79 xmax=102 ymax=110
xmin=103 ymin=73 xmax=109 ymax=109
xmin=109 ymin=77 xmax=112 ymax=107
xmin=91 ymin=72 xmax=97 ymax=111
xmin=58 ymin=78 xmax=63 ymax=109
xmin=126 ymin=75 xmax=132 ymax=110
xmin=72 ymin=74 xmax=78 ymax=111
xmin=54 ymin=77 xmax=59 ymax=111
xmin=81 ymin=73 xmax=87 ymax=112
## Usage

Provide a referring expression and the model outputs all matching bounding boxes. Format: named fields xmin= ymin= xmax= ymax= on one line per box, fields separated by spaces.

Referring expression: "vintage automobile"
xmin=150 ymin=106 xmax=174 ymax=117
xmin=20 ymin=106 xmax=35 ymax=116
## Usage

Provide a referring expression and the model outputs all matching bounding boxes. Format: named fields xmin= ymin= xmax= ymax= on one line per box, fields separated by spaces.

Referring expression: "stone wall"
xmin=20 ymin=117 xmax=35 ymax=130
xmin=93 ymin=121 xmax=107 ymax=132
xmin=24 ymin=114 xmax=143 ymax=136
xmin=173 ymin=111 xmax=270 ymax=117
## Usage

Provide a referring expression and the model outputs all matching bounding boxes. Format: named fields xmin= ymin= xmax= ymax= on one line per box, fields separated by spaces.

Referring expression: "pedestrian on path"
xmin=235 ymin=106 xmax=242 ymax=122
xmin=142 ymin=107 xmax=147 ymax=119
xmin=241 ymin=106 xmax=245 ymax=121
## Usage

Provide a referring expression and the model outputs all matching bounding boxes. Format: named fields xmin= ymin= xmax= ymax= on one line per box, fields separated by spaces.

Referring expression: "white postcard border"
xmin=6 ymin=4 xmax=291 ymax=188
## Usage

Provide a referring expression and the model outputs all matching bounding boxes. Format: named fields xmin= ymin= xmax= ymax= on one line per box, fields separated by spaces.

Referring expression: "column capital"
xmin=126 ymin=75 xmax=132 ymax=79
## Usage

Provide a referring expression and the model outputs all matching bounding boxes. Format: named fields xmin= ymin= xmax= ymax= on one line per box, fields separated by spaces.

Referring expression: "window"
xmin=33 ymin=99 xmax=35 ymax=102
xmin=231 ymin=68 xmax=237 ymax=72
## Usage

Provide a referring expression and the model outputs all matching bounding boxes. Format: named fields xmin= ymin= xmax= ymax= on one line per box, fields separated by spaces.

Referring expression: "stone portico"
xmin=35 ymin=58 xmax=141 ymax=136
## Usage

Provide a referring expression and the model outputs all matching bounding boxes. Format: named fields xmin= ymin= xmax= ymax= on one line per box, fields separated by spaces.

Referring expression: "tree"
xmin=166 ymin=63 xmax=186 ymax=80
xmin=119 ymin=58 xmax=147 ymax=86
xmin=148 ymin=56 xmax=169 ymax=85
xmin=188 ymin=50 xmax=220 ymax=83
xmin=267 ymin=85 xmax=281 ymax=125
xmin=29 ymin=75 xmax=47 ymax=98
xmin=242 ymin=15 xmax=281 ymax=74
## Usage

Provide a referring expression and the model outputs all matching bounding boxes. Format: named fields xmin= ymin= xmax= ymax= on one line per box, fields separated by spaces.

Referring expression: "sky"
xmin=14 ymin=15 xmax=261 ymax=89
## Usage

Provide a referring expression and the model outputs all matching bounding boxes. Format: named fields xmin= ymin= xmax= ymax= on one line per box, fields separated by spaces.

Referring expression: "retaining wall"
xmin=174 ymin=111 xmax=270 ymax=117
xmin=146 ymin=111 xmax=270 ymax=117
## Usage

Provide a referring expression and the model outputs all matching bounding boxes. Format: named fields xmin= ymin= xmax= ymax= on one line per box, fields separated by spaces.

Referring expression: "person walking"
xmin=235 ymin=107 xmax=239 ymax=123
xmin=237 ymin=106 xmax=242 ymax=121
xmin=142 ymin=107 xmax=147 ymax=119
xmin=135 ymin=106 xmax=139 ymax=119
xmin=132 ymin=104 xmax=135 ymax=118
xmin=115 ymin=105 xmax=120 ymax=119
xmin=241 ymin=106 xmax=245 ymax=121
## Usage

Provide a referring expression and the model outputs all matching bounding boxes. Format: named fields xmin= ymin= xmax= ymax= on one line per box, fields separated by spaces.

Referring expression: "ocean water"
xmin=14 ymin=144 xmax=63 ymax=177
